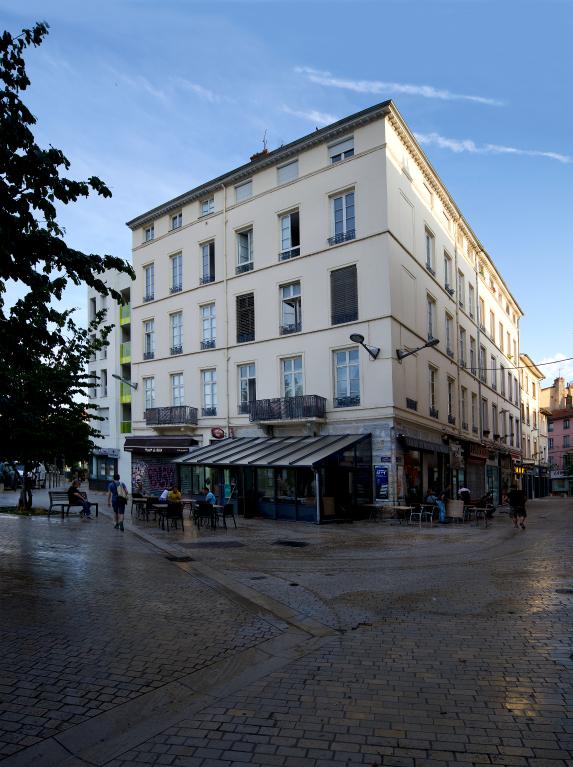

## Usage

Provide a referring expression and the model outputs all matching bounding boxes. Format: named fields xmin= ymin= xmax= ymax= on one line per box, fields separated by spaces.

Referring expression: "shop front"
xmin=397 ymin=434 xmax=449 ymax=503
xmin=89 ymin=448 xmax=119 ymax=491
xmin=123 ymin=436 xmax=198 ymax=492
xmin=175 ymin=433 xmax=372 ymax=523
xmin=464 ymin=443 xmax=488 ymax=500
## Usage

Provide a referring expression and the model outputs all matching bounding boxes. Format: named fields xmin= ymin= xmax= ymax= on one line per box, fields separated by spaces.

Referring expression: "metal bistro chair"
xmin=194 ymin=501 xmax=216 ymax=530
xmin=160 ymin=502 xmax=184 ymax=532
xmin=217 ymin=503 xmax=238 ymax=529
xmin=420 ymin=504 xmax=436 ymax=526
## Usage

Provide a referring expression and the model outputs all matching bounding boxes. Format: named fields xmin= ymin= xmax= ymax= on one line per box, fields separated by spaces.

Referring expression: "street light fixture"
xmin=349 ymin=333 xmax=380 ymax=360
xmin=111 ymin=373 xmax=138 ymax=390
xmin=396 ymin=337 xmax=440 ymax=361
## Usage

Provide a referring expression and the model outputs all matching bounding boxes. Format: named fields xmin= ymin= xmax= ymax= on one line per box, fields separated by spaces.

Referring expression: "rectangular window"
xmin=564 ymin=419 xmax=570 ymax=429
xmin=201 ymin=241 xmax=215 ymax=283
xmin=200 ymin=197 xmax=214 ymax=217
xmin=202 ymin=369 xmax=217 ymax=416
xmin=549 ymin=437 xmax=554 ymax=449
xmin=238 ymin=363 xmax=256 ymax=414
xmin=489 ymin=310 xmax=495 ymax=339
xmin=277 ymin=159 xmax=298 ymax=184
xmin=459 ymin=327 xmax=466 ymax=366
xmin=533 ymin=411 xmax=537 ymax=429
xmin=236 ymin=293 xmax=255 ymax=343
xmin=470 ymin=336 xmax=477 ymax=375
xmin=171 ymin=212 xmax=182 ymax=230
xmin=279 ymin=211 xmax=300 ymax=260
xmin=444 ymin=252 xmax=453 ymax=290
xmin=564 ymin=436 xmax=570 ymax=449
xmin=447 ymin=378 xmax=455 ymax=420
xmin=282 ymin=356 xmax=304 ymax=398
xmin=170 ymin=312 xmax=183 ymax=354
xmin=548 ymin=421 xmax=554 ymax=432
xmin=143 ymin=319 xmax=155 ymax=359
xmin=492 ymin=404 xmax=498 ymax=436
xmin=330 ymin=191 xmax=355 ymax=245
xmin=500 ymin=364 xmax=506 ymax=396
xmin=143 ymin=377 xmax=155 ymax=411
xmin=461 ymin=386 xmax=468 ymax=428
xmin=328 ymin=136 xmax=354 ymax=163
xmin=429 ymin=367 xmax=438 ymax=415
xmin=479 ymin=297 xmax=485 ymax=329
xmin=532 ymin=383 xmax=536 ymax=399
xmin=509 ymin=415 xmax=514 ymax=446
xmin=235 ymin=180 xmax=252 ymax=202
xmin=171 ymin=373 xmax=184 ymax=407
xmin=468 ymin=283 xmax=475 ymax=318
xmin=143 ymin=264 xmax=154 ymax=301
xmin=144 ymin=224 xmax=154 ymax=242
xmin=331 ymin=265 xmax=358 ymax=325
xmin=280 ymin=282 xmax=302 ymax=334
xmin=491 ymin=355 xmax=497 ymax=390
xmin=170 ymin=252 xmax=182 ymax=292
xmin=236 ymin=229 xmax=253 ymax=273
xmin=201 ymin=303 xmax=216 ymax=349
xmin=445 ymin=313 xmax=454 ymax=355
xmin=499 ymin=322 xmax=504 ymax=352
xmin=100 ymin=368 xmax=107 ymax=398
xmin=479 ymin=345 xmax=487 ymax=383
xmin=482 ymin=398 xmax=489 ymax=432
xmin=508 ymin=371 xmax=513 ymax=402
xmin=425 ymin=227 xmax=435 ymax=273
xmin=426 ymin=295 xmax=436 ymax=340
xmin=513 ymin=339 xmax=517 ymax=361
xmin=506 ymin=331 xmax=511 ymax=355
xmin=514 ymin=377 xmax=518 ymax=403
xmin=472 ymin=392 xmax=478 ymax=432
xmin=334 ymin=348 xmax=360 ymax=407
xmin=457 ymin=271 xmax=465 ymax=307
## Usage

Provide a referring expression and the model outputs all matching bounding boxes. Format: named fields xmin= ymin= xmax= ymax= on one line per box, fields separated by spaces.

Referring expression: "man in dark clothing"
xmin=504 ymin=483 xmax=527 ymax=530
xmin=67 ymin=479 xmax=94 ymax=519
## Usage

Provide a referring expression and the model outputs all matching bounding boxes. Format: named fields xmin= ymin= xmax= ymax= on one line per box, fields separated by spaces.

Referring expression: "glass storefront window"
xmin=276 ymin=468 xmax=296 ymax=501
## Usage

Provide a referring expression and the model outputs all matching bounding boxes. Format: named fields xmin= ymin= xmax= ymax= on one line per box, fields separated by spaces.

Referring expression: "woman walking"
xmin=504 ymin=483 xmax=527 ymax=530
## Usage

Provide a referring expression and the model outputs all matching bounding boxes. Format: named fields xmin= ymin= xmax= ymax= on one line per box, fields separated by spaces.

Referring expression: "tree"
xmin=0 ymin=22 xmax=134 ymax=506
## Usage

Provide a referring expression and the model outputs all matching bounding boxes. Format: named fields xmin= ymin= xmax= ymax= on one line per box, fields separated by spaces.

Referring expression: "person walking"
xmin=107 ymin=473 xmax=129 ymax=531
xmin=504 ymin=483 xmax=527 ymax=530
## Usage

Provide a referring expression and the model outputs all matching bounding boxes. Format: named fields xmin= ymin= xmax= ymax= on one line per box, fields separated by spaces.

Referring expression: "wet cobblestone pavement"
xmin=1 ymin=495 xmax=572 ymax=766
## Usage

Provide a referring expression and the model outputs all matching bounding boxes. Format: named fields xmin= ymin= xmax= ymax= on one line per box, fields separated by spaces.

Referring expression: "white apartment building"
xmin=519 ymin=354 xmax=549 ymax=497
xmin=125 ymin=100 xmax=524 ymax=520
xmin=87 ymin=269 xmax=132 ymax=490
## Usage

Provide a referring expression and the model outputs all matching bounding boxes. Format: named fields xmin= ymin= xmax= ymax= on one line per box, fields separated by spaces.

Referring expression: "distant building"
xmin=519 ymin=355 xmax=549 ymax=498
xmin=86 ymin=270 xmax=132 ymax=490
xmin=541 ymin=377 xmax=573 ymax=495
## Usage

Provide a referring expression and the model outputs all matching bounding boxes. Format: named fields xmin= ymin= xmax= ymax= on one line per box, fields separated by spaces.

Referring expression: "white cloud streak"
xmin=538 ymin=353 xmax=573 ymax=386
xmin=295 ymin=66 xmax=503 ymax=106
xmin=281 ymin=104 xmax=338 ymax=126
xmin=171 ymin=77 xmax=221 ymax=103
xmin=415 ymin=131 xmax=572 ymax=164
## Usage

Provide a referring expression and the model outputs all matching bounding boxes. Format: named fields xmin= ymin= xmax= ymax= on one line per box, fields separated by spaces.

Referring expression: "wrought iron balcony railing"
xmin=334 ymin=395 xmax=360 ymax=409
xmin=200 ymin=274 xmax=215 ymax=285
xmin=143 ymin=350 xmax=154 ymax=360
xmin=170 ymin=284 xmax=182 ymax=294
xmin=143 ymin=293 xmax=154 ymax=303
xmin=279 ymin=247 xmax=300 ymax=261
xmin=429 ymin=407 xmax=439 ymax=419
xmin=250 ymin=395 xmax=327 ymax=422
xmin=448 ymin=414 xmax=456 ymax=425
xmin=200 ymin=338 xmax=216 ymax=350
xmin=280 ymin=321 xmax=302 ymax=335
xmin=170 ymin=345 xmax=183 ymax=355
xmin=202 ymin=407 xmax=217 ymax=417
xmin=236 ymin=262 xmax=253 ymax=275
xmin=145 ymin=406 xmax=198 ymax=426
xmin=328 ymin=229 xmax=355 ymax=246
xmin=406 ymin=398 xmax=418 ymax=411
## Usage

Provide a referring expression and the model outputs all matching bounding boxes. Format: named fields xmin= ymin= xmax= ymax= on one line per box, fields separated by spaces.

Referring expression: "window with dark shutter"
xmin=330 ymin=265 xmax=358 ymax=325
xmin=236 ymin=293 xmax=255 ymax=343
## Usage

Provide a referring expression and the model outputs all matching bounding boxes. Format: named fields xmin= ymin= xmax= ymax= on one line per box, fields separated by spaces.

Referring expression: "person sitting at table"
xmin=159 ymin=485 xmax=169 ymax=502
xmin=425 ymin=487 xmax=446 ymax=523
xmin=201 ymin=485 xmax=216 ymax=505
xmin=167 ymin=485 xmax=182 ymax=502
xmin=132 ymin=479 xmax=144 ymax=498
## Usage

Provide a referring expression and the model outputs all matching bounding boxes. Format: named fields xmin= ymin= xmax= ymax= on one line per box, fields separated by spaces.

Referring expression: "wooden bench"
xmin=48 ymin=491 xmax=99 ymax=517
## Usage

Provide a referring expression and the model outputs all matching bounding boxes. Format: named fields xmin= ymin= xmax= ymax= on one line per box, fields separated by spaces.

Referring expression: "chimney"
xmin=250 ymin=148 xmax=269 ymax=163
xmin=566 ymin=394 xmax=572 ymax=409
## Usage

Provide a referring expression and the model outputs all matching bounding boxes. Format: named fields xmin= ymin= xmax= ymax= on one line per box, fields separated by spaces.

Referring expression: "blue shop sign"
xmin=374 ymin=465 xmax=389 ymax=500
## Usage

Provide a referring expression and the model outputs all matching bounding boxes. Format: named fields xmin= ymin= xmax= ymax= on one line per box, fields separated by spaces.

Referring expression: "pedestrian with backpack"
xmin=107 ymin=473 xmax=129 ymax=531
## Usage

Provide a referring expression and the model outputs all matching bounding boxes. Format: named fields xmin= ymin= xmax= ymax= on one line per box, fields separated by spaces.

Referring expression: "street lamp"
xmin=396 ymin=337 xmax=439 ymax=361
xmin=111 ymin=373 xmax=138 ymax=390
xmin=349 ymin=333 xmax=380 ymax=360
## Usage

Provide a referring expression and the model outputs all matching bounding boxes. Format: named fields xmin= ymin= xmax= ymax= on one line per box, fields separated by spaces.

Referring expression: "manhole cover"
xmin=272 ymin=540 xmax=308 ymax=548
xmin=180 ymin=541 xmax=245 ymax=549
xmin=556 ymin=588 xmax=573 ymax=594
xmin=165 ymin=555 xmax=194 ymax=562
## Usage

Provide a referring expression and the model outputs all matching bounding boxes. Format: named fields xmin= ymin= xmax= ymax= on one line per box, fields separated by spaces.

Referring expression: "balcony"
xmin=170 ymin=284 xmax=182 ymax=294
xmin=120 ymin=304 xmax=131 ymax=325
xmin=202 ymin=407 xmax=217 ymax=417
xmin=170 ymin=345 xmax=183 ymax=356
xmin=445 ymin=285 xmax=455 ymax=297
xmin=328 ymin=229 xmax=355 ymax=246
xmin=425 ymin=263 xmax=436 ymax=276
xmin=406 ymin=398 xmax=418 ymax=411
xmin=429 ymin=407 xmax=439 ymax=419
xmin=472 ymin=425 xmax=479 ymax=434
xmin=120 ymin=420 xmax=132 ymax=434
xmin=143 ymin=293 xmax=154 ymax=303
xmin=120 ymin=382 xmax=132 ymax=404
xmin=120 ymin=341 xmax=131 ymax=364
xmin=448 ymin=414 xmax=456 ymax=425
xmin=200 ymin=338 xmax=216 ymax=350
xmin=446 ymin=348 xmax=454 ymax=358
xmin=334 ymin=395 xmax=360 ymax=409
xmin=460 ymin=360 xmax=467 ymax=368
xmin=251 ymin=395 xmax=327 ymax=423
xmin=279 ymin=247 xmax=300 ymax=261
xmin=280 ymin=321 xmax=302 ymax=335
xmin=236 ymin=262 xmax=253 ymax=275
xmin=143 ymin=351 xmax=154 ymax=360
xmin=462 ymin=421 xmax=469 ymax=430
xmin=238 ymin=402 xmax=251 ymax=415
xmin=200 ymin=274 xmax=215 ymax=285
xmin=146 ymin=406 xmax=198 ymax=427
xmin=237 ymin=332 xmax=255 ymax=344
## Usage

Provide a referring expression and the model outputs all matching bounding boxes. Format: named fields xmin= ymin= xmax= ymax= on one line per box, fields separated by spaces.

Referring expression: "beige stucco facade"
xmin=125 ymin=101 xmax=524 ymax=503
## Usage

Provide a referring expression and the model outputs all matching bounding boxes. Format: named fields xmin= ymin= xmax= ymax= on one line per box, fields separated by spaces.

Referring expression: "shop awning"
xmin=398 ymin=435 xmax=449 ymax=454
xmin=124 ymin=436 xmax=199 ymax=454
xmin=174 ymin=434 xmax=370 ymax=468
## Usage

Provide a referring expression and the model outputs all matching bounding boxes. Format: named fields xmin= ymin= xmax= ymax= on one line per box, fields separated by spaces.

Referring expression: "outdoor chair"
xmin=194 ymin=501 xmax=215 ymax=530
xmin=217 ymin=503 xmax=237 ymax=529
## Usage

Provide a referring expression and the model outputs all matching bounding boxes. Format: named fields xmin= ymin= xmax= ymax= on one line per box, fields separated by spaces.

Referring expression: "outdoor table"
xmin=362 ymin=503 xmax=384 ymax=522
xmin=387 ymin=505 xmax=413 ymax=524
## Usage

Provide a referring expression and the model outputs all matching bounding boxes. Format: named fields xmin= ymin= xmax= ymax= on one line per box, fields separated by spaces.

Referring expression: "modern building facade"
xmin=541 ymin=377 xmax=573 ymax=495
xmin=519 ymin=354 xmax=549 ymax=498
xmin=124 ymin=100 xmax=524 ymax=518
xmin=87 ymin=270 xmax=132 ymax=490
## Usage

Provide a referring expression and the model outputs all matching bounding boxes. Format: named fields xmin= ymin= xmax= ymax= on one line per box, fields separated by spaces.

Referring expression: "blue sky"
xmin=1 ymin=0 xmax=571 ymax=384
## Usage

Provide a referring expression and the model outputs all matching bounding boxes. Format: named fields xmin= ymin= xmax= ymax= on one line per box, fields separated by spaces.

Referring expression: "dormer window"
xmin=328 ymin=136 xmax=354 ymax=164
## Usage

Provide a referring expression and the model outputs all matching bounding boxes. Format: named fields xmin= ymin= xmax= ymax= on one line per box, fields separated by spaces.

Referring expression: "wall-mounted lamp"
xmin=349 ymin=333 xmax=380 ymax=360
xmin=396 ymin=337 xmax=439 ymax=361
xmin=111 ymin=373 xmax=138 ymax=390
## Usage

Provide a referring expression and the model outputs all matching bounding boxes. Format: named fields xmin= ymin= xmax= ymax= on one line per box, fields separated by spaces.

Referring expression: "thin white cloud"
xmin=415 ymin=131 xmax=572 ymax=164
xmin=538 ymin=353 xmax=573 ymax=386
xmin=171 ymin=77 xmax=221 ymax=104
xmin=111 ymin=70 xmax=168 ymax=103
xmin=281 ymin=105 xmax=338 ymax=126
xmin=295 ymin=66 xmax=503 ymax=106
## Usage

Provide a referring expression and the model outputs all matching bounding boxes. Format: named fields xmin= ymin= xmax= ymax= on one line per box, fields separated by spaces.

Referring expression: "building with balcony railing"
xmin=124 ymin=100 xmax=525 ymax=513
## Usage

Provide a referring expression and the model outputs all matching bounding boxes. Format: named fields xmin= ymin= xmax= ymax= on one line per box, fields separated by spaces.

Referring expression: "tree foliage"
xmin=0 ymin=22 xmax=133 ymax=476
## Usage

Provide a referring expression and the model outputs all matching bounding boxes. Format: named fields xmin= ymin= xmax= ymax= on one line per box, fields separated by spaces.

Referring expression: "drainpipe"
xmin=453 ymin=219 xmax=462 ymax=441
xmin=474 ymin=250 xmax=483 ymax=441
xmin=222 ymin=183 xmax=230 ymax=441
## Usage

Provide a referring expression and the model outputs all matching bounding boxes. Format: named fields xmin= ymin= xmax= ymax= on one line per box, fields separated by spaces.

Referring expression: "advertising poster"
xmin=374 ymin=465 xmax=389 ymax=500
